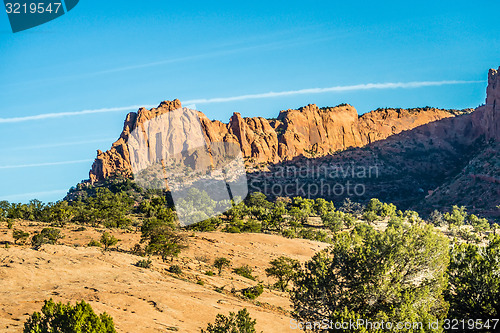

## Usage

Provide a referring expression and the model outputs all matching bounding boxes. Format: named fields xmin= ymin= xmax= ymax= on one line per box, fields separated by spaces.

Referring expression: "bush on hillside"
xmin=31 ymin=228 xmax=62 ymax=248
xmin=201 ymin=308 xmax=258 ymax=333
xmin=23 ymin=299 xmax=116 ymax=333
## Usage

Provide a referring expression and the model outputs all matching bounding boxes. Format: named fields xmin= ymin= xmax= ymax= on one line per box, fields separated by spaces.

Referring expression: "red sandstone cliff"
xmin=86 ymin=67 xmax=499 ymax=217
xmin=89 ymin=102 xmax=469 ymax=183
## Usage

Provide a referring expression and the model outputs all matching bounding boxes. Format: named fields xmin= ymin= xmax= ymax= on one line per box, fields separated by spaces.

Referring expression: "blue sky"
xmin=0 ymin=0 xmax=499 ymax=203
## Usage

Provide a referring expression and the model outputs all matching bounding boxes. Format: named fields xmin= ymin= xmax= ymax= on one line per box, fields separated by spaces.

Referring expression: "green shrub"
xmin=298 ymin=228 xmax=330 ymax=243
xmin=224 ymin=225 xmax=241 ymax=233
xmin=240 ymin=220 xmax=262 ymax=233
xmin=387 ymin=216 xmax=405 ymax=228
xmin=281 ymin=229 xmax=296 ymax=238
xmin=13 ymin=229 xmax=30 ymax=245
xmin=197 ymin=279 xmax=205 ymax=286
xmin=7 ymin=219 xmax=14 ymax=229
xmin=361 ymin=210 xmax=378 ymax=224
xmin=429 ymin=210 xmax=444 ymax=226
xmin=204 ymin=270 xmax=215 ymax=276
xmin=213 ymin=257 xmax=231 ymax=275
xmin=291 ymin=223 xmax=449 ymax=328
xmin=71 ymin=187 xmax=134 ymax=227
xmin=467 ymin=214 xmax=490 ymax=232
xmin=444 ymin=205 xmax=467 ymax=227
xmin=31 ymin=228 xmax=62 ymax=248
xmin=134 ymin=259 xmax=152 ymax=268
xmin=23 ymin=299 xmax=116 ymax=333
xmin=446 ymin=236 xmax=500 ymax=318
xmin=233 ymin=265 xmax=256 ymax=280
xmin=168 ymin=265 xmax=182 ymax=274
xmin=241 ymin=284 xmax=264 ymax=300
xmin=131 ymin=243 xmax=145 ymax=256
xmin=88 ymin=239 xmax=102 ymax=247
xmin=364 ymin=198 xmax=396 ymax=219
xmin=188 ymin=217 xmax=221 ymax=232
xmin=141 ymin=218 xmax=187 ymax=262
xmin=100 ymin=232 xmax=119 ymax=250
xmin=201 ymin=308 xmax=257 ymax=333
xmin=321 ymin=211 xmax=346 ymax=232
xmin=265 ymin=256 xmax=300 ymax=292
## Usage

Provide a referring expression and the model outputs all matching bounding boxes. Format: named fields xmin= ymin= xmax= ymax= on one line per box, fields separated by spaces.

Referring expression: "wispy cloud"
xmin=1 ymin=31 xmax=337 ymax=89
xmin=0 ymin=159 xmax=93 ymax=170
xmin=0 ymin=189 xmax=68 ymax=201
xmin=183 ymin=80 xmax=484 ymax=104
xmin=0 ymin=80 xmax=483 ymax=124
xmin=89 ymin=35 xmax=338 ymax=77
xmin=0 ymin=105 xmax=155 ymax=124
xmin=0 ymin=138 xmax=116 ymax=152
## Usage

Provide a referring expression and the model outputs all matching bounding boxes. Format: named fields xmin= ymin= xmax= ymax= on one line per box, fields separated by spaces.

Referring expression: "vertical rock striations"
xmin=89 ymin=102 xmax=471 ymax=183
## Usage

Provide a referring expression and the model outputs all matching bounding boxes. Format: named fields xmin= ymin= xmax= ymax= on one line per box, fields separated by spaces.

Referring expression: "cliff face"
xmin=87 ymin=67 xmax=499 ymax=216
xmin=89 ymin=100 xmax=182 ymax=183
xmin=471 ymin=67 xmax=500 ymax=142
xmin=89 ymin=101 xmax=467 ymax=183
xmin=246 ymin=67 xmax=500 ymax=217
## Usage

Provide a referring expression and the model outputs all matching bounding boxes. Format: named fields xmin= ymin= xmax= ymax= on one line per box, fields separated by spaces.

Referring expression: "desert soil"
xmin=0 ymin=221 xmax=328 ymax=332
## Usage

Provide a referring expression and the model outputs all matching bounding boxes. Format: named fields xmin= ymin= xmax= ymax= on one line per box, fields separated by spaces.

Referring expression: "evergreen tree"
xmin=265 ymin=256 xmax=300 ymax=292
xmin=446 ymin=236 xmax=500 ymax=319
xmin=201 ymin=309 xmax=258 ymax=333
xmin=23 ymin=299 xmax=116 ymax=333
xmin=291 ymin=223 xmax=449 ymax=332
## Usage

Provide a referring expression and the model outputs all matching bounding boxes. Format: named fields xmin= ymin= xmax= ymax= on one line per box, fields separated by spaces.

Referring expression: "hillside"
xmin=0 ymin=222 xmax=327 ymax=332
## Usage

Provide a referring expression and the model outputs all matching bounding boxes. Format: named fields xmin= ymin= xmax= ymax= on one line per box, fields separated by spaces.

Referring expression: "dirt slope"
xmin=0 ymin=222 xmax=327 ymax=332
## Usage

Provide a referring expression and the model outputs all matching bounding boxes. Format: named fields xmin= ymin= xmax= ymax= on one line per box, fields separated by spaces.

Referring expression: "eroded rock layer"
xmin=89 ymin=101 xmax=469 ymax=183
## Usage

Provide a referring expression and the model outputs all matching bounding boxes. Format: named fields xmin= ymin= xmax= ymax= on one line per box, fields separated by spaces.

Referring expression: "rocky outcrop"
xmin=86 ymin=67 xmax=499 ymax=217
xmin=246 ymin=67 xmax=500 ymax=217
xmin=90 ymin=100 xmax=182 ymax=183
xmin=275 ymin=104 xmax=468 ymax=160
xmin=471 ymin=67 xmax=500 ymax=141
xmin=89 ymin=101 xmax=468 ymax=183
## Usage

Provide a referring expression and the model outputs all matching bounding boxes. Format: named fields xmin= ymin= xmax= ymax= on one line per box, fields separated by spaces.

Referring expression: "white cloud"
xmin=183 ymin=80 xmax=483 ymax=104
xmin=0 ymin=159 xmax=93 ymax=169
xmin=0 ymin=189 xmax=68 ymax=201
xmin=0 ymin=138 xmax=116 ymax=151
xmin=0 ymin=80 xmax=483 ymax=124
xmin=0 ymin=105 xmax=155 ymax=124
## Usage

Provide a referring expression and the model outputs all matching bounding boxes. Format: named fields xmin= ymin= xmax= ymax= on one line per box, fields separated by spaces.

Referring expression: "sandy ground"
xmin=0 ymin=221 xmax=328 ymax=332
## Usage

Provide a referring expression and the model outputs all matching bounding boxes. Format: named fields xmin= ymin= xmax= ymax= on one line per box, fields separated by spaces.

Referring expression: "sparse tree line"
xmin=3 ymin=176 xmax=500 ymax=332
xmin=1 ymin=175 xmax=497 ymax=247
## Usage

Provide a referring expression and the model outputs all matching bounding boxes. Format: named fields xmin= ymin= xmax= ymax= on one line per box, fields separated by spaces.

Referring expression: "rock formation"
xmin=86 ymin=67 xmax=499 ymax=217
xmin=89 ymin=101 xmax=468 ymax=183
xmin=246 ymin=67 xmax=500 ymax=217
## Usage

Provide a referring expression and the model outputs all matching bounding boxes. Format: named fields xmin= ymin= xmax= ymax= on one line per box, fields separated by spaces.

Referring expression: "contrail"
xmin=0 ymin=159 xmax=93 ymax=169
xmin=0 ymin=32 xmax=335 ymax=88
xmin=0 ymin=80 xmax=483 ymax=124
xmin=183 ymin=80 xmax=484 ymax=104
xmin=0 ymin=138 xmax=116 ymax=151
xmin=0 ymin=105 xmax=155 ymax=124
xmin=0 ymin=189 xmax=68 ymax=201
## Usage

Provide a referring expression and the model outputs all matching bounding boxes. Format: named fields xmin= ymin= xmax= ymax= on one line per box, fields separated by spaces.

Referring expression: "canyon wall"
xmin=89 ymin=100 xmax=469 ymax=183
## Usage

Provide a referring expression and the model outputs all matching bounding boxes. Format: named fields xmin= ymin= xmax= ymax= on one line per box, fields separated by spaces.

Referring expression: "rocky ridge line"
xmin=89 ymin=100 xmax=470 ymax=183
